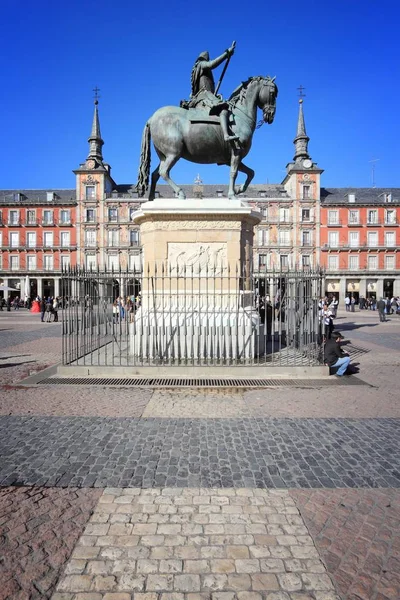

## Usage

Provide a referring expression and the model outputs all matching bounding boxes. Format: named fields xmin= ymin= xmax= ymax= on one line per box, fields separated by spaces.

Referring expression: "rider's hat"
xmin=196 ymin=51 xmax=209 ymax=61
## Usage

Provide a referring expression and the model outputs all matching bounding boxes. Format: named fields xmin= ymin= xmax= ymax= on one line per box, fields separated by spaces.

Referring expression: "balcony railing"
xmin=25 ymin=218 xmax=40 ymax=226
xmin=42 ymin=219 xmax=57 ymax=226
xmin=366 ymin=220 xmax=381 ymax=226
xmin=8 ymin=219 xmax=21 ymax=226
xmin=322 ymin=243 xmax=395 ymax=250
xmin=327 ymin=219 xmax=342 ymax=227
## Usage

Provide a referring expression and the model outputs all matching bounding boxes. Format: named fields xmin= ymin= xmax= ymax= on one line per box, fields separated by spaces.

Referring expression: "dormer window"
xmin=216 ymin=190 xmax=224 ymax=197
xmin=348 ymin=193 xmax=356 ymax=203
xmin=259 ymin=190 xmax=267 ymax=198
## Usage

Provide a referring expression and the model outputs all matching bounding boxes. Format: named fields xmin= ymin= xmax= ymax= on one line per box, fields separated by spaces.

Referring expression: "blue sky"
xmin=1 ymin=0 xmax=399 ymax=190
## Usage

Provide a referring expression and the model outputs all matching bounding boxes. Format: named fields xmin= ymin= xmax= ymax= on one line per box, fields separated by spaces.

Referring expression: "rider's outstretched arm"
xmin=204 ymin=49 xmax=232 ymax=71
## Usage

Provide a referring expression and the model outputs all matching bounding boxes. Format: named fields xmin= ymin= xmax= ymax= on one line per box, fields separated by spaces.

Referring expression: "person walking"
xmin=324 ymin=331 xmax=351 ymax=377
xmin=344 ymin=295 xmax=351 ymax=312
xmin=53 ymin=297 xmax=59 ymax=322
xmin=40 ymin=297 xmax=46 ymax=322
xmin=377 ymin=297 xmax=386 ymax=322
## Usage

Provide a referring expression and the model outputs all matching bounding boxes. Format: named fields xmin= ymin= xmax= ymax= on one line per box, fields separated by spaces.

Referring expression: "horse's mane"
xmin=228 ymin=76 xmax=275 ymax=107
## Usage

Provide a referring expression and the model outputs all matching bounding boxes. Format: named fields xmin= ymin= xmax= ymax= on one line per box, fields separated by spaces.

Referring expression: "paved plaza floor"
xmin=0 ymin=307 xmax=399 ymax=599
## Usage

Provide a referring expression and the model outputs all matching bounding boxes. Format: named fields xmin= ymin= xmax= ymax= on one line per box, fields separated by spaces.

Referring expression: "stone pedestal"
xmin=130 ymin=199 xmax=261 ymax=361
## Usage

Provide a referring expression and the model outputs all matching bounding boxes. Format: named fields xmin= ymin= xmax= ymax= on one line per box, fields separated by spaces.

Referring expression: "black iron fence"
xmin=60 ymin=265 xmax=324 ymax=368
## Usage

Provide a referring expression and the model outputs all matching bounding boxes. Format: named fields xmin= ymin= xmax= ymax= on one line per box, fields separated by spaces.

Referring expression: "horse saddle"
xmin=188 ymin=112 xmax=221 ymax=125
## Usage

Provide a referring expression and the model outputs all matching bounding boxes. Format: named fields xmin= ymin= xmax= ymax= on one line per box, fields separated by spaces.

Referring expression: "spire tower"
xmin=293 ymin=98 xmax=310 ymax=164
xmin=87 ymin=98 xmax=104 ymax=163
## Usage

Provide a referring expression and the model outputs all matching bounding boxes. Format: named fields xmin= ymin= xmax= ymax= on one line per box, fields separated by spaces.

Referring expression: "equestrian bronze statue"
xmin=137 ymin=43 xmax=278 ymax=200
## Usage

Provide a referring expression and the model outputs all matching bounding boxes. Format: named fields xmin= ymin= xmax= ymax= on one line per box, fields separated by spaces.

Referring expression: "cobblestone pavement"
xmin=0 ymin=310 xmax=399 ymax=599
xmin=0 ymin=416 xmax=399 ymax=489
xmin=291 ymin=488 xmax=400 ymax=600
xmin=51 ymin=487 xmax=340 ymax=600
xmin=0 ymin=486 xmax=101 ymax=600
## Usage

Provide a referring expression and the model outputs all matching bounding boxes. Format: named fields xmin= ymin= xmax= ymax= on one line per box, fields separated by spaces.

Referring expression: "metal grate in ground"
xmin=36 ymin=376 xmax=369 ymax=388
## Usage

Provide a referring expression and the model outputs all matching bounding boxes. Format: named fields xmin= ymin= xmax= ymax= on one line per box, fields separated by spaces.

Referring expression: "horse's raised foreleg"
xmin=148 ymin=164 xmax=160 ymax=201
xmin=235 ymin=162 xmax=255 ymax=195
xmin=159 ymin=154 xmax=186 ymax=199
xmin=228 ymin=151 xmax=241 ymax=199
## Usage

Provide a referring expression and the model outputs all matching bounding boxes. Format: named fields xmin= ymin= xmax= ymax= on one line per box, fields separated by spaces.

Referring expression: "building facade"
xmin=0 ymin=98 xmax=399 ymax=302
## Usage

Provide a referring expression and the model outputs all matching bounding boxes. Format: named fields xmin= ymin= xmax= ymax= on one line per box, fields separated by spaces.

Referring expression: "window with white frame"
xmin=349 ymin=231 xmax=359 ymax=247
xmin=261 ymin=206 xmax=268 ymax=220
xmin=85 ymin=230 xmax=97 ymax=247
xmin=367 ymin=209 xmax=378 ymax=224
xmin=10 ymin=255 xmax=19 ymax=270
xmin=129 ymin=254 xmax=141 ymax=271
xmin=385 ymin=231 xmax=395 ymax=247
xmin=368 ymin=255 xmax=378 ymax=270
xmin=348 ymin=255 xmax=359 ymax=270
xmin=60 ymin=231 xmax=70 ymax=247
xmin=302 ymin=255 xmax=311 ymax=268
xmin=279 ymin=207 xmax=290 ymax=223
xmin=43 ymin=255 xmax=54 ymax=271
xmin=367 ymin=231 xmax=378 ymax=247
xmin=9 ymin=232 xmax=19 ymax=248
xmin=129 ymin=207 xmax=136 ymax=221
xmin=302 ymin=230 xmax=311 ymax=246
xmin=43 ymin=210 xmax=53 ymax=225
xmin=27 ymin=255 xmax=37 ymax=271
xmin=108 ymin=254 xmax=119 ymax=271
xmin=302 ymin=186 xmax=310 ymax=199
xmin=61 ymin=255 xmax=71 ymax=270
xmin=85 ymin=208 xmax=95 ymax=223
xmin=257 ymin=229 xmax=269 ymax=246
xmin=130 ymin=229 xmax=140 ymax=246
xmin=85 ymin=254 xmax=96 ymax=270
xmin=0 ymin=255 xmax=2 ymax=269
xmin=328 ymin=231 xmax=339 ymax=247
xmin=43 ymin=232 xmax=53 ymax=247
xmin=348 ymin=210 xmax=359 ymax=224
xmin=385 ymin=209 xmax=396 ymax=224
xmin=26 ymin=210 xmax=36 ymax=225
xmin=328 ymin=210 xmax=339 ymax=225
xmin=280 ymin=254 xmax=289 ymax=269
xmin=328 ymin=255 xmax=339 ymax=270
xmin=258 ymin=254 xmax=267 ymax=268
xmin=279 ymin=230 xmax=290 ymax=246
xmin=9 ymin=210 xmax=19 ymax=225
xmin=27 ymin=232 xmax=36 ymax=248
xmin=60 ymin=210 xmax=71 ymax=224
xmin=108 ymin=208 xmax=118 ymax=222
xmin=85 ymin=186 xmax=95 ymax=200
xmin=0 ymin=232 xmax=2 ymax=246
xmin=108 ymin=230 xmax=119 ymax=247
xmin=385 ymin=255 xmax=395 ymax=270
xmin=301 ymin=208 xmax=310 ymax=222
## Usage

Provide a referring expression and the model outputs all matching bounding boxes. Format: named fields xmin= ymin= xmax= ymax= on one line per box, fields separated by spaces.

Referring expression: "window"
xmin=257 ymin=229 xmax=268 ymax=246
xmin=385 ymin=209 xmax=396 ymax=224
xmin=328 ymin=231 xmax=339 ymax=247
xmin=279 ymin=230 xmax=290 ymax=246
xmin=85 ymin=208 xmax=95 ymax=223
xmin=328 ymin=255 xmax=339 ymax=270
xmin=0 ymin=211 xmax=2 ymax=225
xmin=26 ymin=210 xmax=36 ymax=225
xmin=367 ymin=210 xmax=378 ymax=224
xmin=43 ymin=255 xmax=54 ymax=271
xmin=302 ymin=186 xmax=310 ymax=199
xmin=349 ymin=255 xmax=359 ymax=270
xmin=261 ymin=206 xmax=268 ymax=219
xmin=0 ymin=255 xmax=2 ymax=269
xmin=301 ymin=208 xmax=310 ymax=222
xmin=279 ymin=208 xmax=290 ymax=223
xmin=130 ymin=229 xmax=140 ymax=246
xmin=10 ymin=255 xmax=19 ymax=270
xmin=302 ymin=255 xmax=311 ymax=268
xmin=27 ymin=255 xmax=37 ymax=271
xmin=280 ymin=255 xmax=289 ymax=269
xmin=129 ymin=254 xmax=141 ymax=271
xmin=27 ymin=232 xmax=36 ymax=248
xmin=60 ymin=210 xmax=71 ymax=224
xmin=43 ymin=232 xmax=53 ymax=247
xmin=9 ymin=232 xmax=19 ymax=247
xmin=302 ymin=231 xmax=311 ymax=246
xmin=43 ymin=210 xmax=53 ymax=225
xmin=85 ymin=186 xmax=95 ymax=200
xmin=129 ymin=207 xmax=136 ymax=221
xmin=367 ymin=231 xmax=378 ymax=247
xmin=108 ymin=208 xmax=118 ymax=222
xmin=85 ymin=230 xmax=97 ymax=247
xmin=368 ymin=255 xmax=378 ymax=270
xmin=348 ymin=210 xmax=359 ymax=224
xmin=216 ymin=190 xmax=224 ymax=198
xmin=349 ymin=231 xmax=359 ymax=247
xmin=385 ymin=255 xmax=395 ymax=270
xmin=60 ymin=231 xmax=70 ymax=247
xmin=108 ymin=254 xmax=119 ymax=271
xmin=108 ymin=230 xmax=120 ymax=247
xmin=385 ymin=231 xmax=395 ymax=247
xmin=328 ymin=210 xmax=339 ymax=225
xmin=85 ymin=254 xmax=96 ymax=270
xmin=61 ymin=255 xmax=71 ymax=270
xmin=0 ymin=232 xmax=2 ymax=246
xmin=258 ymin=254 xmax=267 ymax=269
xmin=9 ymin=210 xmax=19 ymax=225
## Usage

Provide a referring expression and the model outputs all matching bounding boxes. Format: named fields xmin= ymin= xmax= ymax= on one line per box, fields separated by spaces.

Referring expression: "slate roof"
xmin=0 ymin=190 xmax=76 ymax=205
xmin=114 ymin=183 xmax=290 ymax=199
xmin=321 ymin=188 xmax=400 ymax=205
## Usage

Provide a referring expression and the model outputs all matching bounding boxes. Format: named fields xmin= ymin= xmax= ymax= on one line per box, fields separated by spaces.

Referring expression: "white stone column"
xmin=339 ymin=277 xmax=346 ymax=305
xmin=376 ymin=278 xmax=384 ymax=299
xmin=54 ymin=278 xmax=60 ymax=298
xmin=37 ymin=278 xmax=43 ymax=299
xmin=359 ymin=278 xmax=367 ymax=298
xmin=2 ymin=278 xmax=9 ymax=300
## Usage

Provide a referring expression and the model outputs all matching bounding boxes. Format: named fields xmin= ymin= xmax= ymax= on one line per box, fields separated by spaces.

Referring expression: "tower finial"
xmin=293 ymin=87 xmax=311 ymax=164
xmin=87 ymin=89 xmax=104 ymax=162
xmin=93 ymin=86 xmax=101 ymax=105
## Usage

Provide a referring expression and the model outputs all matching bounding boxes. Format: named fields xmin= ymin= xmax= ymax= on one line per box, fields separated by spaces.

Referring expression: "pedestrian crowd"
xmin=112 ymin=294 xmax=141 ymax=324
xmin=38 ymin=296 xmax=60 ymax=322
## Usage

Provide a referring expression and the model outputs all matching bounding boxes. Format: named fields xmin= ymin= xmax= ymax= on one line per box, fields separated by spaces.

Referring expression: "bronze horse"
xmin=137 ymin=76 xmax=278 ymax=200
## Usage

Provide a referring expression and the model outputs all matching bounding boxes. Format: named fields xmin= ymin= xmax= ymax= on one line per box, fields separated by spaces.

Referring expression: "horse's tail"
xmin=136 ymin=121 xmax=151 ymax=197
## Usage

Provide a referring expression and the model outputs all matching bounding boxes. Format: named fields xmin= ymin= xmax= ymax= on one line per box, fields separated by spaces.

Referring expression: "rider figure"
xmin=182 ymin=45 xmax=239 ymax=142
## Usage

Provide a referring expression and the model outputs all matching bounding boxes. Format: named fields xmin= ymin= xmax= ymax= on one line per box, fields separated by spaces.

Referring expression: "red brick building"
xmin=0 ymin=191 xmax=77 ymax=300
